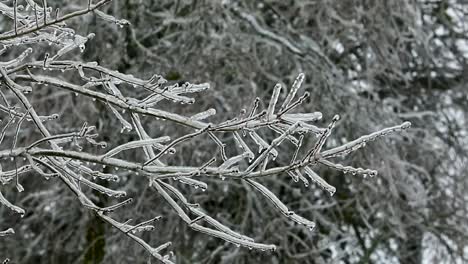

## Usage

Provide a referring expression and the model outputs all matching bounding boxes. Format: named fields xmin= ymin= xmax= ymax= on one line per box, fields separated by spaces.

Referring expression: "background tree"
xmin=1 ymin=0 xmax=467 ymax=263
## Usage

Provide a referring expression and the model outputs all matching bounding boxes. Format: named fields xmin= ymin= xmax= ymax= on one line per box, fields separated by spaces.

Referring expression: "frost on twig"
xmin=0 ymin=0 xmax=412 ymax=262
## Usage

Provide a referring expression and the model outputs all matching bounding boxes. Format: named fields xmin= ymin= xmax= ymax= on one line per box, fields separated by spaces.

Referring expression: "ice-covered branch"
xmin=0 ymin=228 xmax=15 ymax=237
xmin=0 ymin=0 xmax=113 ymax=41
xmin=0 ymin=1 xmax=413 ymax=262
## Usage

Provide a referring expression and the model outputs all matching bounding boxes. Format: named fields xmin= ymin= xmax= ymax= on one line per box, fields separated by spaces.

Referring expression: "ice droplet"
xmin=16 ymin=183 xmax=24 ymax=193
xmin=401 ymin=121 xmax=411 ymax=129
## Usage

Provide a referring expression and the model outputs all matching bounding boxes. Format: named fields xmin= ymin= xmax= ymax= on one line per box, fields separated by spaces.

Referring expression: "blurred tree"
xmin=89 ymin=1 xmax=466 ymax=263
xmin=1 ymin=0 xmax=467 ymax=263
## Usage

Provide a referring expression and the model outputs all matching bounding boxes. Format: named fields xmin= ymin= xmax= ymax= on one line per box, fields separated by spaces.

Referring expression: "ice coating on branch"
xmin=52 ymin=34 xmax=95 ymax=59
xmin=246 ymin=179 xmax=316 ymax=230
xmin=233 ymin=132 xmax=255 ymax=162
xmin=182 ymin=82 xmax=210 ymax=93
xmin=303 ymin=167 xmax=336 ymax=196
xmin=0 ymin=67 xmax=32 ymax=93
xmin=107 ymin=104 xmax=133 ymax=132
xmin=282 ymin=112 xmax=323 ymax=122
xmin=219 ymin=153 xmax=249 ymax=170
xmin=401 ymin=121 xmax=412 ymax=129
xmin=69 ymin=162 xmax=119 ymax=182
xmin=0 ymin=190 xmax=25 ymax=217
xmin=249 ymin=131 xmax=278 ymax=158
xmin=322 ymin=121 xmax=412 ymax=158
xmin=0 ymin=2 xmax=415 ymax=258
xmin=94 ymin=9 xmax=130 ymax=27
xmin=176 ymin=177 xmax=208 ymax=191
xmin=190 ymin=108 xmax=216 ymax=121
xmin=103 ymin=137 xmax=171 ymax=158
xmin=319 ymin=159 xmax=378 ymax=177
xmin=0 ymin=47 xmax=32 ymax=67
xmin=280 ymin=73 xmax=305 ymax=111
xmin=305 ymin=114 xmax=340 ymax=161
xmin=0 ymin=228 xmax=15 ymax=237
xmin=267 ymin=83 xmax=282 ymax=120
